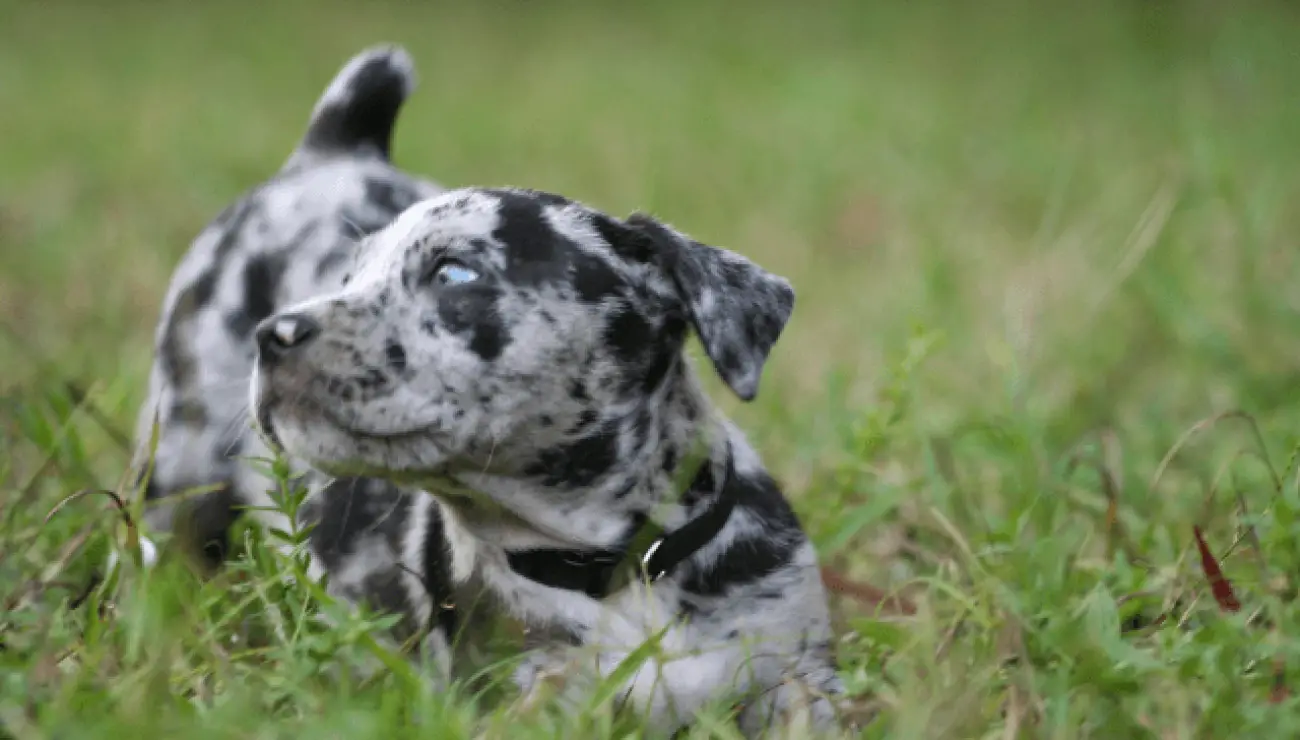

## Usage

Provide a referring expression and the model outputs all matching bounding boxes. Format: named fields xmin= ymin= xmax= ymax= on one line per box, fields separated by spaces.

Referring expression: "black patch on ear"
xmin=525 ymin=422 xmax=620 ymax=488
xmin=621 ymin=214 xmax=795 ymax=401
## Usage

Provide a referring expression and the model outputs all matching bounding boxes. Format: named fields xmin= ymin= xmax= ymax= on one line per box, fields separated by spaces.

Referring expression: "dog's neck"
xmin=442 ymin=357 xmax=729 ymax=552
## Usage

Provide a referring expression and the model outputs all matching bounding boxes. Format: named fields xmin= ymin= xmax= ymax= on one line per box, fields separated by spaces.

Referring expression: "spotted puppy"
xmin=130 ymin=45 xmax=461 ymax=665
xmin=250 ymin=187 xmax=845 ymax=735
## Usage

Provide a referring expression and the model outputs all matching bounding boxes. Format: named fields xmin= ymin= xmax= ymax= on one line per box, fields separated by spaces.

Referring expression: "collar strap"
xmin=505 ymin=443 xmax=735 ymax=599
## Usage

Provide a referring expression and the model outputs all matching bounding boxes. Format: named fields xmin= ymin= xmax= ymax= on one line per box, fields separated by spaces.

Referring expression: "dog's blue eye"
xmin=433 ymin=262 xmax=480 ymax=286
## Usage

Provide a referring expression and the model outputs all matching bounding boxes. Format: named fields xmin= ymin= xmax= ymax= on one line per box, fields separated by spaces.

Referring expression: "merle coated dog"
xmin=248 ymin=187 xmax=847 ymax=735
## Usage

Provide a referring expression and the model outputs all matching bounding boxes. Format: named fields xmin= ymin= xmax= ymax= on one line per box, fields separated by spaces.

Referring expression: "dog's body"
xmin=131 ymin=46 xmax=459 ymax=659
xmin=250 ymin=187 xmax=845 ymax=734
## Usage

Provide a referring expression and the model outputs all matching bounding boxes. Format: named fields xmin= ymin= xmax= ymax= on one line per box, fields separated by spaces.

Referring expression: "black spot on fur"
xmin=421 ymin=508 xmax=459 ymax=638
xmin=304 ymin=477 xmax=456 ymax=641
xmin=363 ymin=177 xmax=421 ymax=216
xmin=469 ymin=316 xmax=506 ymax=361
xmin=384 ymin=341 xmax=407 ymax=373
xmin=169 ymin=399 xmax=208 ymax=426
xmin=569 ymin=380 xmax=589 ymax=401
xmin=488 ymin=187 xmax=568 ymax=210
xmin=678 ymin=470 xmax=803 ymax=597
xmin=190 ymin=271 xmax=218 ymax=308
xmin=159 ymin=201 xmax=259 ymax=386
xmin=660 ymin=447 xmax=677 ymax=475
xmin=159 ymin=273 xmax=215 ymax=386
xmin=571 ymin=250 xmax=623 ymax=303
xmin=679 ymin=532 xmax=796 ymax=598
xmin=526 ymin=423 xmax=620 ymax=488
xmin=593 ymin=213 xmax=655 ymax=263
xmin=490 ymin=191 xmax=580 ymax=289
xmin=604 ymin=304 xmax=653 ymax=365
xmin=640 ymin=317 xmax=686 ymax=394
xmin=225 ymin=252 xmax=288 ymax=338
xmin=307 ymin=478 xmax=402 ymax=574
xmin=315 ymin=243 xmax=353 ymax=279
xmin=437 ymin=286 xmax=509 ymax=361
xmin=576 ymin=408 xmax=598 ymax=429
xmin=354 ymin=367 xmax=388 ymax=392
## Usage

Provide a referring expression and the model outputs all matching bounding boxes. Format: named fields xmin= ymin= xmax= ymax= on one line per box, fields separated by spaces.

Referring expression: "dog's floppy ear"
xmin=622 ymin=213 xmax=795 ymax=401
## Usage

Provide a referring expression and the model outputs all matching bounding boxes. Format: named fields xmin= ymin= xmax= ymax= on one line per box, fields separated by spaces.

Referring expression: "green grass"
xmin=5 ymin=0 xmax=1300 ymax=736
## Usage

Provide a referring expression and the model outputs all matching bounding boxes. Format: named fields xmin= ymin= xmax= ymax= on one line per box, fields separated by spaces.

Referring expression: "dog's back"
xmin=132 ymin=45 xmax=443 ymax=568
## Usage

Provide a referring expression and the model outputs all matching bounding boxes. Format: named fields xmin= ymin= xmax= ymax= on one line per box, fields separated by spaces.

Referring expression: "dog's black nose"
xmin=255 ymin=314 xmax=320 ymax=361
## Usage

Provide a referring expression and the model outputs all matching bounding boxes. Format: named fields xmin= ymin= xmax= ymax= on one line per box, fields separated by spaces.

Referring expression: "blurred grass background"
xmin=4 ymin=0 xmax=1300 ymax=737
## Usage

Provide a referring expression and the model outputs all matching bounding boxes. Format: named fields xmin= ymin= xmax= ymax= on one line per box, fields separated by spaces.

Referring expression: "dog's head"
xmin=250 ymin=187 xmax=794 ymax=483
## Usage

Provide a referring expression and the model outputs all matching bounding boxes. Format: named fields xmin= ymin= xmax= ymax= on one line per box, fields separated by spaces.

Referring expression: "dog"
xmin=128 ymin=45 xmax=461 ymax=669
xmin=249 ymin=187 xmax=847 ymax=735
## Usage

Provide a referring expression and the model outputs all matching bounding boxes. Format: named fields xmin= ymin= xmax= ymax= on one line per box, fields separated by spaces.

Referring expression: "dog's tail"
xmin=288 ymin=44 xmax=417 ymax=166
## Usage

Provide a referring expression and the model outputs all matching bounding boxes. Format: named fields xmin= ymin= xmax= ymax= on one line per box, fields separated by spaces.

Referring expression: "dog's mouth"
xmin=320 ymin=405 xmax=443 ymax=442
xmin=257 ymin=392 xmax=453 ymax=482
xmin=256 ymin=379 xmax=438 ymax=443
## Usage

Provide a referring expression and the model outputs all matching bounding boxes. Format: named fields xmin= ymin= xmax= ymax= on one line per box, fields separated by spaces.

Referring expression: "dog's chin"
xmin=266 ymin=407 xmax=451 ymax=485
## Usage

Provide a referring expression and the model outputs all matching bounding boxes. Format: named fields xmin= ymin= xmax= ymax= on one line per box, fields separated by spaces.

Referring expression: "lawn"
xmin=4 ymin=0 xmax=1300 ymax=736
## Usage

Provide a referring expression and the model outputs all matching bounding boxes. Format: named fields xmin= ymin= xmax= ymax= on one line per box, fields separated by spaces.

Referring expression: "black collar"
xmin=505 ymin=444 xmax=735 ymax=599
